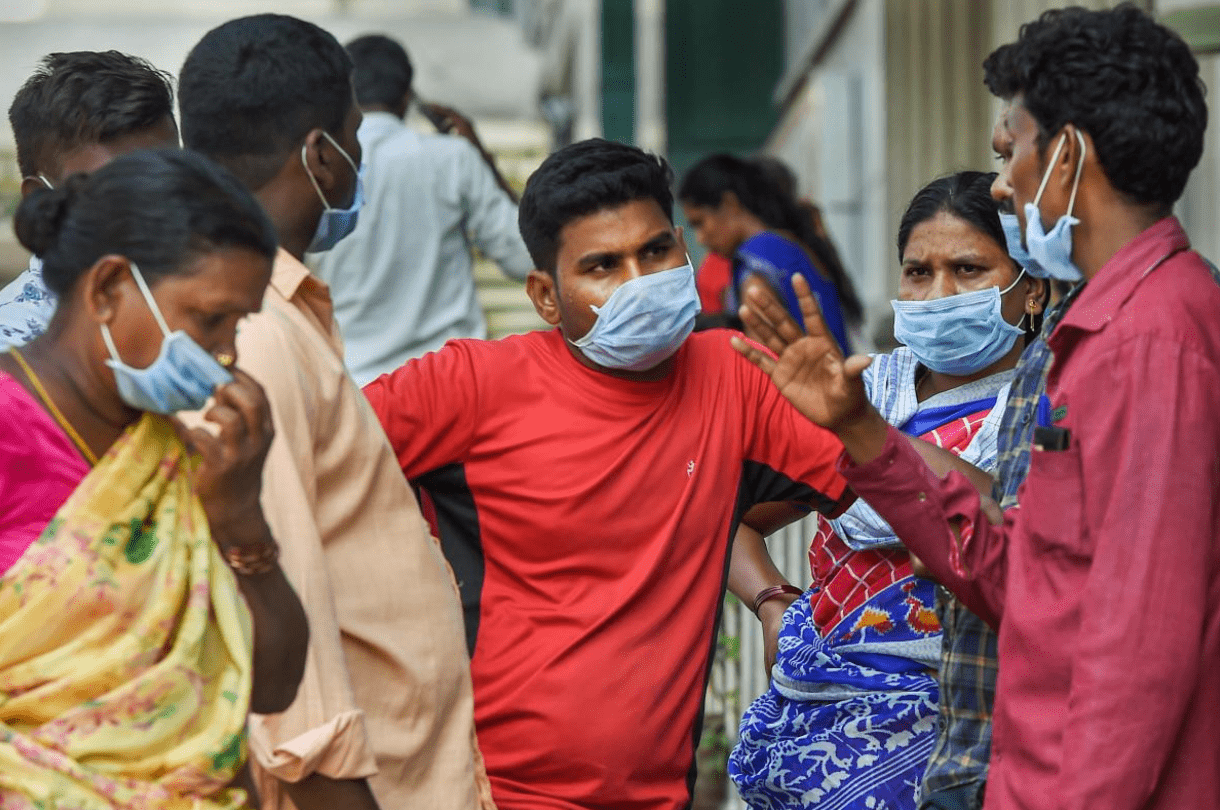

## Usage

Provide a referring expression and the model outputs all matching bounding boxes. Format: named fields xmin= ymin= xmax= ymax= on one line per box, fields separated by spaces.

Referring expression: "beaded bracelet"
xmin=223 ymin=542 xmax=280 ymax=577
xmin=751 ymin=584 xmax=804 ymax=616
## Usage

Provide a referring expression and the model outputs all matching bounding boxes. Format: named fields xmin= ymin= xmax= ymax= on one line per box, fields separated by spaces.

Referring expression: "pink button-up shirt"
xmin=841 ymin=218 xmax=1220 ymax=810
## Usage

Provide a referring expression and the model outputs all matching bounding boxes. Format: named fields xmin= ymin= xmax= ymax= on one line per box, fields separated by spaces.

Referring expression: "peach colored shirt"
xmin=238 ymin=250 xmax=494 ymax=810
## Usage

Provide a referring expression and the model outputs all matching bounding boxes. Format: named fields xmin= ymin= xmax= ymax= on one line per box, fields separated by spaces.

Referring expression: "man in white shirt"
xmin=311 ymin=34 xmax=532 ymax=385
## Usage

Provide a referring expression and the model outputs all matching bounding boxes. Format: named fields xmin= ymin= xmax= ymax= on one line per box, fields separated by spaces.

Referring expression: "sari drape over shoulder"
xmin=730 ymin=348 xmax=1013 ymax=810
xmin=0 ymin=414 xmax=254 ymax=810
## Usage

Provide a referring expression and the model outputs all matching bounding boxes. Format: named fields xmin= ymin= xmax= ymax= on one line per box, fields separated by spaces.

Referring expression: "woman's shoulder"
xmin=0 ymin=369 xmax=85 ymax=466
xmin=739 ymin=231 xmax=809 ymax=265
xmin=0 ymin=369 xmax=41 ymax=433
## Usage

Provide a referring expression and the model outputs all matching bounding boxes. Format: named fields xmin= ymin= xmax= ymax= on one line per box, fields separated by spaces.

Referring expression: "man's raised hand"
xmin=729 ymin=274 xmax=875 ymax=434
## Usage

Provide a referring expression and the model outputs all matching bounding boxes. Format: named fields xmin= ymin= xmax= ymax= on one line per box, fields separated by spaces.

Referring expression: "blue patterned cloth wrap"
xmin=729 ymin=348 xmax=1013 ymax=810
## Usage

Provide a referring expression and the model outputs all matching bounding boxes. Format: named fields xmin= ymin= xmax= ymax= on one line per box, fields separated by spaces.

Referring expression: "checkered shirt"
xmin=919 ymin=284 xmax=1084 ymax=807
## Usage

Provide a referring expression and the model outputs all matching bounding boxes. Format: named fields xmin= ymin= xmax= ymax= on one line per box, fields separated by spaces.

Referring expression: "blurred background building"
xmin=528 ymin=0 xmax=1219 ymax=347
xmin=0 ymin=0 xmax=1215 ymax=342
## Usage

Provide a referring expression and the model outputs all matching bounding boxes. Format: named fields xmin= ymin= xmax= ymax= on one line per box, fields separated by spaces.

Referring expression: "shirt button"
xmin=918 ymin=492 xmax=927 ymax=502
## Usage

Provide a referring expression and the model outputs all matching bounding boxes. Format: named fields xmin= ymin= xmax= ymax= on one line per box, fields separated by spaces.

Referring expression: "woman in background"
xmin=679 ymin=153 xmax=862 ymax=353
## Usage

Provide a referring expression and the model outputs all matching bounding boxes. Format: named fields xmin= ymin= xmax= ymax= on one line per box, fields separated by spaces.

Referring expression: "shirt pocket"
xmin=1019 ymin=445 xmax=1089 ymax=560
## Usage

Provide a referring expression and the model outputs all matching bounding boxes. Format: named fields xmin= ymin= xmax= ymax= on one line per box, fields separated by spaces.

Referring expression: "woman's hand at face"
xmin=174 ymin=368 xmax=274 ymax=548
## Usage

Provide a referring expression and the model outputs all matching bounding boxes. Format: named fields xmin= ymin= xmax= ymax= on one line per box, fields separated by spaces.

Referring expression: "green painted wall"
xmin=602 ymin=0 xmax=637 ymax=144
xmin=664 ymin=0 xmax=786 ymax=180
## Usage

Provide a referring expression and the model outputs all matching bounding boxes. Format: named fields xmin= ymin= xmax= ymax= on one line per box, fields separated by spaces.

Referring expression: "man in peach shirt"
xmin=178 ymin=15 xmax=493 ymax=810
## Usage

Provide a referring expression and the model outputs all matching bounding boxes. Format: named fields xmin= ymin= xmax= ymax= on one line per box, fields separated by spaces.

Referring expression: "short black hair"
xmin=15 ymin=148 xmax=276 ymax=298
xmin=347 ymin=34 xmax=414 ymax=108
xmin=179 ymin=14 xmax=354 ymax=189
xmin=984 ymin=3 xmax=1207 ymax=208
xmin=8 ymin=51 xmax=176 ymax=177
xmin=519 ymin=138 xmax=674 ymax=274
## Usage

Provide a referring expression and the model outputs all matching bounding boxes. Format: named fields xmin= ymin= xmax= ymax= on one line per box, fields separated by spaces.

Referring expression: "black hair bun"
xmin=13 ymin=175 xmax=85 ymax=257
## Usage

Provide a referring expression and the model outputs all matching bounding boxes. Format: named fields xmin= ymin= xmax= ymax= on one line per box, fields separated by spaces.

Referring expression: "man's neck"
xmin=255 ymin=184 xmax=314 ymax=262
xmin=1074 ymin=193 xmax=1170 ymax=281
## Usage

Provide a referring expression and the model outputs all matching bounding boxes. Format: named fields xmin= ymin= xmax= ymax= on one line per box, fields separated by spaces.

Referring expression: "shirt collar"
xmin=362 ymin=110 xmax=402 ymax=126
xmin=1054 ymin=216 xmax=1189 ymax=336
xmin=271 ymin=248 xmax=313 ymax=299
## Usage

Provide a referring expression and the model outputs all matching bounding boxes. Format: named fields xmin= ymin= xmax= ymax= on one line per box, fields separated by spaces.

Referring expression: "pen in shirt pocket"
xmin=1034 ymin=394 xmax=1071 ymax=451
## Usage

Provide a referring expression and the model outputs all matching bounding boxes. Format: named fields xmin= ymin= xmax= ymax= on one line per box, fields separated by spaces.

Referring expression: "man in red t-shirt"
xmin=364 ymin=139 xmax=853 ymax=810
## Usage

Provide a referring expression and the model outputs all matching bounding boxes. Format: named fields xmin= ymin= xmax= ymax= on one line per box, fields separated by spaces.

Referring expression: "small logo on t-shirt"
xmin=687 ymin=460 xmax=696 ymax=477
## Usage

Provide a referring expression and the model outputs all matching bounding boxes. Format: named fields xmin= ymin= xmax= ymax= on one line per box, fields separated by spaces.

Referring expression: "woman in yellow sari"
xmin=0 ymin=148 xmax=309 ymax=809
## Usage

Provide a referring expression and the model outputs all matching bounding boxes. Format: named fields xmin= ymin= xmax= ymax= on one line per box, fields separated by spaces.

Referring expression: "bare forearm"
xmin=282 ymin=774 xmax=380 ymax=810
xmin=229 ymin=761 xmax=261 ymax=807
xmin=219 ymin=518 xmax=309 ymax=715
xmin=727 ymin=522 xmax=790 ymax=604
xmin=236 ymin=563 xmax=309 ymax=715
xmin=478 ymin=150 xmax=518 ymax=204
xmin=728 ymin=522 xmax=800 ymax=673
xmin=741 ymin=501 xmax=809 ymax=538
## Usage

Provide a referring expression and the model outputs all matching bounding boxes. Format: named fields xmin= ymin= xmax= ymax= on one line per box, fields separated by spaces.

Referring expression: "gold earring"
xmin=215 ymin=352 xmax=235 ymax=368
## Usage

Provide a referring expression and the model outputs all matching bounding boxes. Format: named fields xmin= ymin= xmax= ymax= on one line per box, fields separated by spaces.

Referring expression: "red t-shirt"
xmin=0 ymin=370 xmax=90 ymax=575
xmin=364 ymin=328 xmax=849 ymax=810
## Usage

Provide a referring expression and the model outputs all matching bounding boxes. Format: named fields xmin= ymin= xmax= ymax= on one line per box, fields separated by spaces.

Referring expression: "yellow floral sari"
xmin=0 ymin=415 xmax=253 ymax=809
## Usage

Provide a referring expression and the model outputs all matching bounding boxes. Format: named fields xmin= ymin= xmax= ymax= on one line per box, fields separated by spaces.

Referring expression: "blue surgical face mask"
xmin=999 ymin=212 xmax=1044 ymax=277
xmin=1023 ymin=131 xmax=1086 ymax=282
xmin=891 ymin=267 xmax=1026 ymax=376
xmin=303 ymin=131 xmax=364 ymax=253
xmin=569 ymin=260 xmax=702 ymax=372
xmin=101 ymin=262 xmax=234 ymax=414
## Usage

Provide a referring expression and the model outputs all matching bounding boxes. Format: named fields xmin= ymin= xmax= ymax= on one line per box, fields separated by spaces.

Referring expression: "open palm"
xmin=730 ymin=274 xmax=873 ymax=432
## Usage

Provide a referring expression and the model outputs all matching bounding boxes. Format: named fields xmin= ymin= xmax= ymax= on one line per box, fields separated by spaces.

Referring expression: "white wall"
xmin=1177 ymin=52 xmax=1220 ymax=264
xmin=0 ymin=6 xmax=543 ymax=153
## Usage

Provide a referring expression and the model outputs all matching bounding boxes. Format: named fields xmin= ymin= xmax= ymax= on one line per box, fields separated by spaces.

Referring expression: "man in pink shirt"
xmin=732 ymin=7 xmax=1219 ymax=810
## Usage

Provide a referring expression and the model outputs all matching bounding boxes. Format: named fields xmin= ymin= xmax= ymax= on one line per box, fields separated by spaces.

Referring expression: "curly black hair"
xmin=519 ymin=138 xmax=674 ymax=274
xmin=983 ymin=3 xmax=1206 ymax=208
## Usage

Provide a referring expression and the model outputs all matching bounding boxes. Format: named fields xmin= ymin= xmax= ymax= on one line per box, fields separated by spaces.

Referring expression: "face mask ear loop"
xmin=127 ymin=262 xmax=173 ymax=338
xmin=1065 ymin=129 xmax=1087 ymax=219
xmin=998 ymin=265 xmax=1027 ymax=297
xmin=36 ymin=174 xmax=53 ymax=190
xmin=301 ymin=141 xmax=333 ymax=211
xmin=320 ymin=131 xmax=360 ymax=175
xmin=100 ymin=322 xmax=124 ymax=362
xmin=1031 ymin=133 xmax=1068 ymax=209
